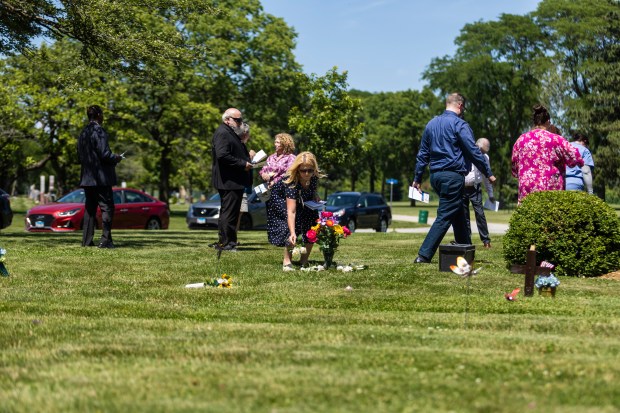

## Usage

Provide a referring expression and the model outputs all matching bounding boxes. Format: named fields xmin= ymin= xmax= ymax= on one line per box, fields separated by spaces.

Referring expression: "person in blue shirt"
xmin=565 ymin=133 xmax=594 ymax=194
xmin=411 ymin=93 xmax=496 ymax=263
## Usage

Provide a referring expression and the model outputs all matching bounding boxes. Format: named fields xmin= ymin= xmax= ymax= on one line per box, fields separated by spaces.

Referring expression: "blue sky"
xmin=260 ymin=0 xmax=541 ymax=92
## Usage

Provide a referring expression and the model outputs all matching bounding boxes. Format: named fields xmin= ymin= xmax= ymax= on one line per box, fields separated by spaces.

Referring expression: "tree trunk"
xmin=158 ymin=144 xmax=172 ymax=205
xmin=369 ymin=160 xmax=376 ymax=193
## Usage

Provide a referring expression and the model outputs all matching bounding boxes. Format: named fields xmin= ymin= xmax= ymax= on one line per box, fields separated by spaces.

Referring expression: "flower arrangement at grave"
xmin=305 ymin=211 xmax=351 ymax=269
xmin=185 ymin=274 xmax=232 ymax=289
xmin=535 ymin=273 xmax=560 ymax=297
xmin=0 ymin=247 xmax=9 ymax=276
xmin=535 ymin=273 xmax=560 ymax=289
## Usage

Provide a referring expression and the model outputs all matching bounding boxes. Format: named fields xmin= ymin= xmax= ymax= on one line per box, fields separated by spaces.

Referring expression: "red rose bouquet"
xmin=306 ymin=211 xmax=351 ymax=268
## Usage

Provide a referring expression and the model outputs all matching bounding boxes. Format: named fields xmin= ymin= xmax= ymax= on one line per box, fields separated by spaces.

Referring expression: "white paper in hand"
xmin=483 ymin=199 xmax=500 ymax=211
xmin=254 ymin=183 xmax=269 ymax=194
xmin=408 ymin=186 xmax=430 ymax=203
xmin=252 ymin=149 xmax=267 ymax=164
xmin=254 ymin=183 xmax=270 ymax=202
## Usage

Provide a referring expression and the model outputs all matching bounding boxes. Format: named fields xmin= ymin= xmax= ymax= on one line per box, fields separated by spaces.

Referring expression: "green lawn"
xmin=1 ymin=199 xmax=618 ymax=412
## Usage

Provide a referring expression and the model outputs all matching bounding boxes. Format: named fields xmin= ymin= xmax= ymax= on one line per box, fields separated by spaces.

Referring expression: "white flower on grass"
xmin=290 ymin=246 xmax=307 ymax=261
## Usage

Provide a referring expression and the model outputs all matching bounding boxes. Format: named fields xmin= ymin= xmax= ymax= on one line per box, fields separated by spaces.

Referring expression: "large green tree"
xmin=288 ymin=69 xmax=364 ymax=197
xmin=0 ymin=40 xmax=113 ymax=194
xmin=111 ymin=0 xmax=305 ymax=203
xmin=0 ymin=74 xmax=33 ymax=191
xmin=0 ymin=0 xmax=213 ymax=77
xmin=534 ymin=0 xmax=620 ymax=196
xmin=186 ymin=0 xmax=304 ymax=132
xmin=112 ymin=67 xmax=220 ymax=204
xmin=352 ymin=89 xmax=439 ymax=196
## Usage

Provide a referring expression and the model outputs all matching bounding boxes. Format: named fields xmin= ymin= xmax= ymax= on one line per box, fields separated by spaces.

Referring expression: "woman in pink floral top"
xmin=260 ymin=133 xmax=296 ymax=187
xmin=512 ymin=104 xmax=584 ymax=203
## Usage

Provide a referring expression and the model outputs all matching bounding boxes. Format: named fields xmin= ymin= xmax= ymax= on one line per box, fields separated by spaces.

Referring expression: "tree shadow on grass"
xmin=2 ymin=230 xmax=271 ymax=251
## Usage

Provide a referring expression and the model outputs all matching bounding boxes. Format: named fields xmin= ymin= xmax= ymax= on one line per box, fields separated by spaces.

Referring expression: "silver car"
xmin=186 ymin=192 xmax=267 ymax=230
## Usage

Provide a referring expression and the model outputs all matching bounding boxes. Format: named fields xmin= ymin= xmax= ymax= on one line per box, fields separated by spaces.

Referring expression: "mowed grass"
xmin=1 ymin=200 xmax=619 ymax=412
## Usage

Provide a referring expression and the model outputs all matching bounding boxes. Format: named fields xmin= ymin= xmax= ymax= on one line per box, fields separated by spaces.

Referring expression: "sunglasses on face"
xmin=299 ymin=169 xmax=314 ymax=174
xmin=229 ymin=117 xmax=243 ymax=124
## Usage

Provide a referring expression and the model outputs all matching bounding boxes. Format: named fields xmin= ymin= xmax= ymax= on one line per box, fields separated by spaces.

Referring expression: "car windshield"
xmin=326 ymin=194 xmax=359 ymax=207
xmin=57 ymin=190 xmax=86 ymax=204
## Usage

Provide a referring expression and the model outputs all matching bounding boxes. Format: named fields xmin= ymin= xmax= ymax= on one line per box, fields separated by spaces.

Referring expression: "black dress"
xmin=267 ymin=175 xmax=319 ymax=247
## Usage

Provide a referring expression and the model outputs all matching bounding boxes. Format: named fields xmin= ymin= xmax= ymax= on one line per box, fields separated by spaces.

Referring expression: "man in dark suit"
xmin=211 ymin=108 xmax=252 ymax=251
xmin=77 ymin=105 xmax=122 ymax=248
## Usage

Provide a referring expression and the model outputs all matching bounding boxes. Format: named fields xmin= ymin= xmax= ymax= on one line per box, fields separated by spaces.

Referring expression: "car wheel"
xmin=239 ymin=213 xmax=252 ymax=230
xmin=146 ymin=217 xmax=162 ymax=230
xmin=376 ymin=218 xmax=388 ymax=232
xmin=347 ymin=219 xmax=356 ymax=233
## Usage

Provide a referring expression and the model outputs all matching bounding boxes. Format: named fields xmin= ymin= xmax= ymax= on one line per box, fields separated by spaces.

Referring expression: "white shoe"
xmin=282 ymin=264 xmax=296 ymax=272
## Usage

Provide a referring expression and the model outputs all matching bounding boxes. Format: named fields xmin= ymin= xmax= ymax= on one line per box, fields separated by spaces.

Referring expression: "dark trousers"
xmin=418 ymin=171 xmax=471 ymax=260
xmin=82 ymin=186 xmax=114 ymax=247
xmin=217 ymin=189 xmax=243 ymax=246
xmin=463 ymin=185 xmax=491 ymax=244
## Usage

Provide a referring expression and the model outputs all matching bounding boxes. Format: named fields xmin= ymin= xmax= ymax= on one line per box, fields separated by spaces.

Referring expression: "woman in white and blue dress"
xmin=267 ymin=152 xmax=325 ymax=271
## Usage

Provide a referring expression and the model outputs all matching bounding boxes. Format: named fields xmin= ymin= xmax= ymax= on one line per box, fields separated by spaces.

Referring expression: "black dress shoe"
xmin=213 ymin=242 xmax=237 ymax=252
xmin=98 ymin=242 xmax=115 ymax=249
xmin=414 ymin=256 xmax=431 ymax=264
xmin=221 ymin=243 xmax=238 ymax=252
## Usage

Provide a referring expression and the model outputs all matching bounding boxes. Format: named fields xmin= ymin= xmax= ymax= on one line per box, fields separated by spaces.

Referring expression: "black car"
xmin=325 ymin=192 xmax=392 ymax=232
xmin=0 ymin=188 xmax=13 ymax=229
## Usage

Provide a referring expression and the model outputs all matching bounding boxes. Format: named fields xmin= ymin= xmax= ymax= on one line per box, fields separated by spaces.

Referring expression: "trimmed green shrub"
xmin=503 ymin=191 xmax=620 ymax=277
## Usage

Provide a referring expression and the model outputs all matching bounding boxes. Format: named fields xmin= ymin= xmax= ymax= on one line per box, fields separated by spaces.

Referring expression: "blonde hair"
xmin=284 ymin=151 xmax=325 ymax=185
xmin=275 ymin=133 xmax=295 ymax=154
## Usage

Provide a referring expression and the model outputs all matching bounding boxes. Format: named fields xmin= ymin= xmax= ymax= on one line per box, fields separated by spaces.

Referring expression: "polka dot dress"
xmin=267 ymin=175 xmax=319 ymax=247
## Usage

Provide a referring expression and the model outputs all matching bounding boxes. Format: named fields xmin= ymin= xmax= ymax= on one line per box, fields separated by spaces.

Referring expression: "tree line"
xmin=0 ymin=0 xmax=618 ymax=204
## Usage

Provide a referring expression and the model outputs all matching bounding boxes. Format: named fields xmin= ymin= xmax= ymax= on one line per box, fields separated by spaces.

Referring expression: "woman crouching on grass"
xmin=266 ymin=152 xmax=325 ymax=271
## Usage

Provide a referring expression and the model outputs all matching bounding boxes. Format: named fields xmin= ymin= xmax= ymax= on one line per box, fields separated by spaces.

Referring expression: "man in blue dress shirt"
xmin=412 ymin=93 xmax=496 ymax=263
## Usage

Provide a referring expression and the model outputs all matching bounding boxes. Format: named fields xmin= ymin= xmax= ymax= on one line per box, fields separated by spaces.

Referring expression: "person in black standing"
xmin=77 ymin=105 xmax=122 ymax=248
xmin=211 ymin=108 xmax=252 ymax=251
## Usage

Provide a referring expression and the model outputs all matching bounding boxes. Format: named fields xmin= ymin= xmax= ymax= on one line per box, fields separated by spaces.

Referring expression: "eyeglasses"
xmin=299 ymin=169 xmax=314 ymax=174
xmin=229 ymin=117 xmax=243 ymax=124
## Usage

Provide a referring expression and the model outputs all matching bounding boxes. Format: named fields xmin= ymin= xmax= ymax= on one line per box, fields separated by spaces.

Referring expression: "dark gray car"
xmin=325 ymin=191 xmax=392 ymax=232
xmin=186 ymin=192 xmax=267 ymax=230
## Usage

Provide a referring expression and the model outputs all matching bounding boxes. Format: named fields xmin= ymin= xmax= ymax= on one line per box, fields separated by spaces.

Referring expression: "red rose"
xmin=306 ymin=229 xmax=318 ymax=243
xmin=321 ymin=211 xmax=333 ymax=218
xmin=343 ymin=226 xmax=351 ymax=236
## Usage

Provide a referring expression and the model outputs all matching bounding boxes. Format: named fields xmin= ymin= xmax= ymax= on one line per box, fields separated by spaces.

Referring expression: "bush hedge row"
xmin=503 ymin=191 xmax=620 ymax=277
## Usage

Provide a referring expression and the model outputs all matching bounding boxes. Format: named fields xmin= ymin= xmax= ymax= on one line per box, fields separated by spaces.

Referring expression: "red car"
xmin=25 ymin=188 xmax=169 ymax=232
